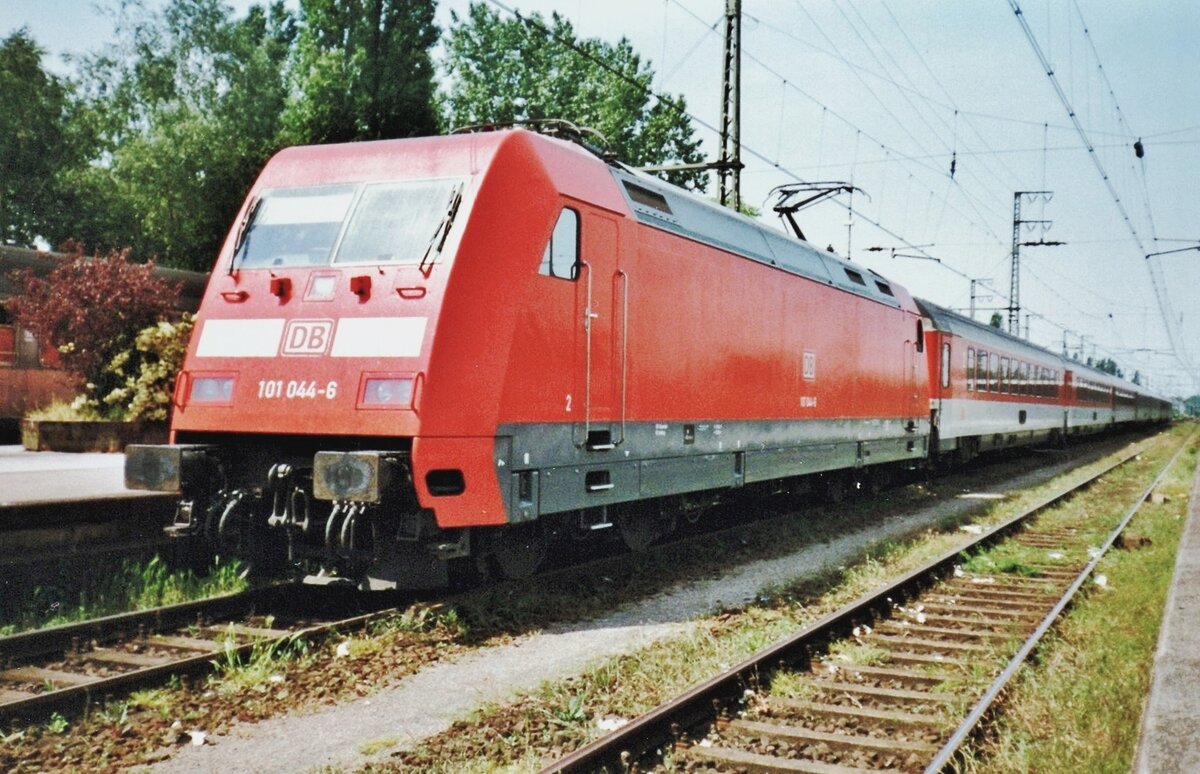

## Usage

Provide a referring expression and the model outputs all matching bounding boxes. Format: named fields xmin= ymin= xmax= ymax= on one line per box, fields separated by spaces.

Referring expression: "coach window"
xmin=539 ymin=208 xmax=579 ymax=280
xmin=967 ymin=348 xmax=976 ymax=391
xmin=979 ymin=352 xmax=989 ymax=392
xmin=940 ymin=342 xmax=951 ymax=388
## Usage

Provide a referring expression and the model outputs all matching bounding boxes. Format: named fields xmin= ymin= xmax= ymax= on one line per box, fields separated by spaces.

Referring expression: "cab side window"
xmin=539 ymin=208 xmax=579 ymax=280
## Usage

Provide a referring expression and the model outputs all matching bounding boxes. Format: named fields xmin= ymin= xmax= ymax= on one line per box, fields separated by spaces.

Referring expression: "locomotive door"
xmin=904 ymin=317 xmax=922 ymax=424
xmin=574 ymin=210 xmax=623 ymax=449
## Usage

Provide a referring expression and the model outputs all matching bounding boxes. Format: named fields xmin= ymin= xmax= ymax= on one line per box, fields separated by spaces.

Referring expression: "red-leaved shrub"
xmin=5 ymin=243 xmax=180 ymax=417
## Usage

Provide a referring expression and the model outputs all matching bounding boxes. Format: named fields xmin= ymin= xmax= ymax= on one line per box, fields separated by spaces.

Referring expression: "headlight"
xmin=190 ymin=376 xmax=235 ymax=404
xmin=360 ymin=377 xmax=413 ymax=407
xmin=313 ymin=451 xmax=398 ymax=502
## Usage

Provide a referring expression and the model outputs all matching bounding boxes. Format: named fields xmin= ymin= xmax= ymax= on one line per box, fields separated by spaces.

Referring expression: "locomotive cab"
xmin=125 ymin=129 xmax=610 ymax=588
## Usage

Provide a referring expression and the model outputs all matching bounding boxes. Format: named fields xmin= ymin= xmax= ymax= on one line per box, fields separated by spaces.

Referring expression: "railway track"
xmin=0 ymin=434 xmax=1164 ymax=735
xmin=0 ymin=584 xmax=395 ymax=725
xmin=544 ymin=433 xmax=1193 ymax=773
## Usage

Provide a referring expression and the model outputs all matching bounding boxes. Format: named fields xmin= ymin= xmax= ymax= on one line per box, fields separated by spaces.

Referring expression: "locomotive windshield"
xmin=233 ymin=179 xmax=462 ymax=270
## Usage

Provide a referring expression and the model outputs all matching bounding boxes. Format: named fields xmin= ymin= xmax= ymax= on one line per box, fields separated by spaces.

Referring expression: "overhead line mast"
xmin=718 ymin=0 xmax=742 ymax=210
xmin=1009 ymin=190 xmax=1061 ymax=335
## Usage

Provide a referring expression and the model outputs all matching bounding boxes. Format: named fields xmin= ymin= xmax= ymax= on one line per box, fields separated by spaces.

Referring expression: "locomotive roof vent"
xmin=450 ymin=119 xmax=614 ymax=162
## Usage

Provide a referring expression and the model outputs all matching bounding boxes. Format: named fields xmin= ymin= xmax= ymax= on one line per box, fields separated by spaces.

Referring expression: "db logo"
xmin=282 ymin=319 xmax=334 ymax=355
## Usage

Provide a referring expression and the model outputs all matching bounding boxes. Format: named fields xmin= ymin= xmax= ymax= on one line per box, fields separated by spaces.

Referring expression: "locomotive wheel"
xmin=615 ymin=510 xmax=670 ymax=553
xmin=864 ymin=468 xmax=891 ymax=496
xmin=489 ymin=523 xmax=547 ymax=580
xmin=822 ymin=472 xmax=848 ymax=504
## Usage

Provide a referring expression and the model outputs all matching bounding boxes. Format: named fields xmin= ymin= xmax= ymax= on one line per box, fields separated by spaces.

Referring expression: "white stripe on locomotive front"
xmin=194 ymin=317 xmax=428 ymax=358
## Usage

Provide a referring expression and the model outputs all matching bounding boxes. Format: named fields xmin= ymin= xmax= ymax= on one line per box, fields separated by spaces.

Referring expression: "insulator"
xmin=1134 ymin=139 xmax=1145 ymax=158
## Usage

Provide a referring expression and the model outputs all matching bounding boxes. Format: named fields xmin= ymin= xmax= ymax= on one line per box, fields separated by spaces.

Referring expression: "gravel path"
xmin=148 ymin=452 xmax=1101 ymax=773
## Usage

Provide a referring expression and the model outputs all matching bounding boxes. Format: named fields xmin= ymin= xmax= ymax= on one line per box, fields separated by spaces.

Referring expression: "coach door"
xmin=574 ymin=209 xmax=624 ymax=450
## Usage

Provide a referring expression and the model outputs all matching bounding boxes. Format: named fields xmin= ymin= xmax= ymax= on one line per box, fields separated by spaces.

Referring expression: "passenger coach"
xmin=920 ymin=300 xmax=1171 ymax=465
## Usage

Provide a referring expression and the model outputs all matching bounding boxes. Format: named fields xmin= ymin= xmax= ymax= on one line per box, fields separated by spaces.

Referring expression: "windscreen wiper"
xmin=230 ymin=196 xmax=263 ymax=274
xmin=418 ymin=185 xmax=464 ymax=277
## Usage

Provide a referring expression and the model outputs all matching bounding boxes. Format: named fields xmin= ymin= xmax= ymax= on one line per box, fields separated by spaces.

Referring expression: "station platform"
xmin=1134 ymin=459 xmax=1200 ymax=773
xmin=0 ymin=445 xmax=175 ymax=567
xmin=0 ymin=443 xmax=174 ymax=533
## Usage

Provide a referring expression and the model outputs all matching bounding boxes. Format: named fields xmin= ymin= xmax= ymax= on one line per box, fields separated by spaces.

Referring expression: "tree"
xmin=1093 ymin=357 xmax=1123 ymax=377
xmin=442 ymin=3 xmax=707 ymax=191
xmin=284 ymin=0 xmax=440 ymax=144
xmin=58 ymin=0 xmax=295 ymax=270
xmin=5 ymin=245 xmax=180 ymax=416
xmin=0 ymin=30 xmax=77 ymax=246
xmin=1185 ymin=395 xmax=1200 ymax=417
xmin=988 ymin=312 xmax=1003 ymax=329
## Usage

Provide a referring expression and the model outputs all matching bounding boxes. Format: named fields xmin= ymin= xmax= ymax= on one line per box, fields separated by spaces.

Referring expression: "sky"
xmin=4 ymin=0 xmax=1199 ymax=396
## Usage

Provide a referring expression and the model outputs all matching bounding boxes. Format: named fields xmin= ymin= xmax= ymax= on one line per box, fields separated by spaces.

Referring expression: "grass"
xmin=955 ymin=435 xmax=1196 ymax=772
xmin=211 ymin=632 xmax=313 ymax=696
xmin=0 ymin=555 xmax=248 ymax=635
xmin=359 ymin=737 xmax=400 ymax=756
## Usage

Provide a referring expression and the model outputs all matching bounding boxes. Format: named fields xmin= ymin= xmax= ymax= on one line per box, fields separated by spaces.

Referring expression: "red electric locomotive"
xmin=125 ymin=127 xmax=935 ymax=588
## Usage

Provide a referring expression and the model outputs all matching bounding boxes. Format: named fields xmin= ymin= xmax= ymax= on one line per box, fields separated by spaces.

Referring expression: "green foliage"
xmin=1093 ymin=357 xmax=1123 ymax=377
xmin=372 ymin=603 xmax=462 ymax=635
xmin=0 ymin=29 xmax=79 ymax=246
xmin=10 ymin=0 xmax=702 ymax=266
xmin=101 ymin=314 xmax=194 ymax=421
xmin=284 ymin=0 xmax=440 ymax=144
xmin=24 ymin=400 xmax=103 ymax=422
xmin=1185 ymin=395 xmax=1200 ymax=416
xmin=442 ymin=3 xmax=707 ymax=191
xmin=989 ymin=312 xmax=1004 ymax=328
xmin=46 ymin=712 xmax=69 ymax=734
xmin=56 ymin=0 xmax=295 ymax=269
xmin=549 ymin=694 xmax=588 ymax=724
xmin=4 ymin=245 xmax=179 ymax=416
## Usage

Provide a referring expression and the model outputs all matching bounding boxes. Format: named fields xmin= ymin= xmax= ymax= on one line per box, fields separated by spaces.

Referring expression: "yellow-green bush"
xmin=100 ymin=314 xmax=194 ymax=421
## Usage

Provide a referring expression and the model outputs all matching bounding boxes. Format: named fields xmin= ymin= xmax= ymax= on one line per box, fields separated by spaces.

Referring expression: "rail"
xmin=0 ymin=585 xmax=396 ymax=724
